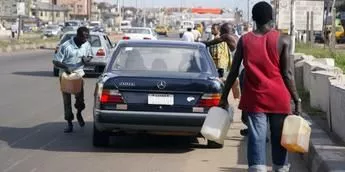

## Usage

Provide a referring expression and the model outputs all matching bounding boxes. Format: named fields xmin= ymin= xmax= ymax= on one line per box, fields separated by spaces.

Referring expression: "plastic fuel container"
xmin=60 ymin=72 xmax=83 ymax=94
xmin=281 ymin=115 xmax=311 ymax=153
xmin=201 ymin=106 xmax=233 ymax=144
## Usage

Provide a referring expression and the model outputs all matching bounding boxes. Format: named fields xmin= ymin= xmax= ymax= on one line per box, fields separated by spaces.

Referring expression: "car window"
xmin=60 ymin=34 xmax=101 ymax=47
xmin=103 ymin=35 xmax=112 ymax=49
xmin=112 ymin=46 xmax=211 ymax=73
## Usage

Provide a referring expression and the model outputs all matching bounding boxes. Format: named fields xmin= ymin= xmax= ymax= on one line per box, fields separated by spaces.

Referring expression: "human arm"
xmin=279 ymin=36 xmax=302 ymax=115
xmin=52 ymin=45 xmax=70 ymax=73
xmin=202 ymin=34 xmax=237 ymax=51
xmin=218 ymin=38 xmax=244 ymax=108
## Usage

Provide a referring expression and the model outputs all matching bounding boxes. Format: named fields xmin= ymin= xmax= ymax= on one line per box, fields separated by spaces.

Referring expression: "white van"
xmin=120 ymin=20 xmax=132 ymax=30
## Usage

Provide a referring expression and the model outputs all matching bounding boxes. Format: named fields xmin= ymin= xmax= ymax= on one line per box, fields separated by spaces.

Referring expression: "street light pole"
xmin=290 ymin=0 xmax=296 ymax=54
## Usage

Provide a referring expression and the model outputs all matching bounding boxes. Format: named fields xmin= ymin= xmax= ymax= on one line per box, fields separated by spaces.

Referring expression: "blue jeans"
xmin=247 ymin=112 xmax=290 ymax=172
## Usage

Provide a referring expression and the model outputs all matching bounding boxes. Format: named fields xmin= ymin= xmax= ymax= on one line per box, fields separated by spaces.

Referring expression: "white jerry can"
xmin=201 ymin=106 xmax=234 ymax=144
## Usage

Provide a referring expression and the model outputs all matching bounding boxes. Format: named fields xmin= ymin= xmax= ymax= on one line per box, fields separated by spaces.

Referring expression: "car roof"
xmin=117 ymin=40 xmax=206 ymax=48
xmin=62 ymin=31 xmax=106 ymax=36
xmin=124 ymin=27 xmax=151 ymax=30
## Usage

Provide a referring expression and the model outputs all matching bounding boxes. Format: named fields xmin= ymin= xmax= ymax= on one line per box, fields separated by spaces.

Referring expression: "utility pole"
xmin=290 ymin=0 xmax=296 ymax=54
xmin=330 ymin=0 xmax=337 ymax=51
xmin=247 ymin=0 xmax=250 ymax=22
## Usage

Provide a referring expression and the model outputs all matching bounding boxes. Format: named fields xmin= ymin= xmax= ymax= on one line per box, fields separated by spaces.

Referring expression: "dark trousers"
xmin=60 ymin=78 xmax=85 ymax=121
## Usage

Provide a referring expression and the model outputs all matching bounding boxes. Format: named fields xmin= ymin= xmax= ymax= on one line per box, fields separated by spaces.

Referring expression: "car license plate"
xmin=148 ymin=94 xmax=174 ymax=105
xmin=84 ymin=66 xmax=95 ymax=71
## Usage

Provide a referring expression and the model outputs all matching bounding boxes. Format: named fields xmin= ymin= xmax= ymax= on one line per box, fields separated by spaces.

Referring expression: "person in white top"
xmin=11 ymin=23 xmax=18 ymax=39
xmin=181 ymin=28 xmax=194 ymax=42
xmin=192 ymin=26 xmax=202 ymax=42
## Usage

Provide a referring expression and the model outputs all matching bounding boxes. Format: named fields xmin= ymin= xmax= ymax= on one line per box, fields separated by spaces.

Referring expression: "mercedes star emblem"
xmin=157 ymin=81 xmax=167 ymax=89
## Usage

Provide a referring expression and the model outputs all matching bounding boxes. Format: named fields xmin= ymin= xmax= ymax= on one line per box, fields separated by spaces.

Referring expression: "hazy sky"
xmin=95 ymin=0 xmax=271 ymax=12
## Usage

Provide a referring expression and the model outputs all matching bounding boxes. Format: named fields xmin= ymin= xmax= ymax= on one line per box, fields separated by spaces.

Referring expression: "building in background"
xmin=31 ymin=1 xmax=69 ymax=24
xmin=56 ymin=0 xmax=91 ymax=20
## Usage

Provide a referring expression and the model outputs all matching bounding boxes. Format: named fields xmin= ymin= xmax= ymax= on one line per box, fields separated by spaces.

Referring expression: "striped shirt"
xmin=53 ymin=37 xmax=91 ymax=76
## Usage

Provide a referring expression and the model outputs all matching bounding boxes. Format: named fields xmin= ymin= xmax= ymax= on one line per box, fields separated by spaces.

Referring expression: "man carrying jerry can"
xmin=52 ymin=26 xmax=93 ymax=133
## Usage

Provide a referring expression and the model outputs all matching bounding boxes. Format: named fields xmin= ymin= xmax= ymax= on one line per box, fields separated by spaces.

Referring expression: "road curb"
xmin=0 ymin=42 xmax=56 ymax=53
xmin=301 ymin=113 xmax=345 ymax=172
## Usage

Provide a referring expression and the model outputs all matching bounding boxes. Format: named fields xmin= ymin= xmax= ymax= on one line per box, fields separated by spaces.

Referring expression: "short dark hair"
xmin=77 ymin=26 xmax=89 ymax=36
xmin=220 ymin=23 xmax=233 ymax=34
xmin=212 ymin=23 xmax=220 ymax=29
xmin=187 ymin=27 xmax=192 ymax=31
xmin=252 ymin=1 xmax=273 ymax=25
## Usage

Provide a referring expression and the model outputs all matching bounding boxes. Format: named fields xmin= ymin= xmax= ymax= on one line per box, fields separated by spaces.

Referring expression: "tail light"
xmin=143 ymin=37 xmax=151 ymax=40
xmin=96 ymin=49 xmax=105 ymax=56
xmin=123 ymin=36 xmax=130 ymax=40
xmin=196 ymin=93 xmax=221 ymax=108
xmin=54 ymin=46 xmax=59 ymax=54
xmin=100 ymin=89 xmax=125 ymax=104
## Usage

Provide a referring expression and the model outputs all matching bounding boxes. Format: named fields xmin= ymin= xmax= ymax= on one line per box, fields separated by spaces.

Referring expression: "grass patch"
xmin=295 ymin=43 xmax=345 ymax=72
xmin=0 ymin=37 xmax=59 ymax=48
xmin=298 ymin=88 xmax=325 ymax=116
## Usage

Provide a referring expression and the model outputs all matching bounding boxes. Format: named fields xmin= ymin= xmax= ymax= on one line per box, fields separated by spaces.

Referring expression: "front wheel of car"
xmin=93 ymin=124 xmax=110 ymax=147
xmin=207 ymin=140 xmax=224 ymax=149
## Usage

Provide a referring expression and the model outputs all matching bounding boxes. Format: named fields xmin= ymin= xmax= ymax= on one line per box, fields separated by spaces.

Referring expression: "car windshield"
xmin=90 ymin=23 xmax=99 ymax=26
xmin=60 ymin=34 xmax=102 ymax=47
xmin=65 ymin=22 xmax=78 ymax=27
xmin=47 ymin=25 xmax=59 ymax=30
xmin=122 ymin=28 xmax=150 ymax=34
xmin=112 ymin=46 xmax=211 ymax=73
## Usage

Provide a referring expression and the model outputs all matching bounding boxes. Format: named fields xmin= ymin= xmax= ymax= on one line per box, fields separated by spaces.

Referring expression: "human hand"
xmin=293 ymin=100 xmax=302 ymax=116
xmin=218 ymin=98 xmax=229 ymax=109
xmin=82 ymin=56 xmax=93 ymax=63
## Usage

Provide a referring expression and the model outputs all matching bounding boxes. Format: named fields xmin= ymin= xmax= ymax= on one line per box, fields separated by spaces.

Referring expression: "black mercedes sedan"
xmin=93 ymin=40 xmax=224 ymax=148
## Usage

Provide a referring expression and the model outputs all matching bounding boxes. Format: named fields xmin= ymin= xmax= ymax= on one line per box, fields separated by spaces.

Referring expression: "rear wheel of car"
xmin=53 ymin=67 xmax=59 ymax=77
xmin=207 ymin=140 xmax=224 ymax=149
xmin=93 ymin=124 xmax=110 ymax=147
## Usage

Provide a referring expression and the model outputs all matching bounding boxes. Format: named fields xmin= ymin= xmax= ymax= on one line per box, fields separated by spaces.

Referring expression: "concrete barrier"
xmin=310 ymin=71 xmax=336 ymax=113
xmin=294 ymin=54 xmax=308 ymax=89
xmin=303 ymin=60 xmax=340 ymax=92
xmin=329 ymin=75 xmax=345 ymax=142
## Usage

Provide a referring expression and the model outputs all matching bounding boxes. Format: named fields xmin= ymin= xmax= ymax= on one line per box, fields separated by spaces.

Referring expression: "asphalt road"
xmin=0 ymin=35 xmax=308 ymax=172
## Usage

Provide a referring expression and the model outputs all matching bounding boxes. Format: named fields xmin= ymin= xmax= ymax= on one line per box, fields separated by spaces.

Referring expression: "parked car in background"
xmin=155 ymin=25 xmax=168 ymax=36
xmin=92 ymin=40 xmax=224 ymax=148
xmin=64 ymin=20 xmax=82 ymax=31
xmin=43 ymin=25 xmax=62 ymax=37
xmin=121 ymin=27 xmax=158 ymax=40
xmin=53 ymin=31 xmax=116 ymax=76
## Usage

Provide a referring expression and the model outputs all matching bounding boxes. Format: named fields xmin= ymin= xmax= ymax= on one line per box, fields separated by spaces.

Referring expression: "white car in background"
xmin=53 ymin=31 xmax=116 ymax=76
xmin=121 ymin=27 xmax=158 ymax=40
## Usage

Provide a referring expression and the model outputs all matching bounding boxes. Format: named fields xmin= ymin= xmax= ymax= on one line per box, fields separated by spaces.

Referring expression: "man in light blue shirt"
xmin=53 ymin=27 xmax=92 ymax=133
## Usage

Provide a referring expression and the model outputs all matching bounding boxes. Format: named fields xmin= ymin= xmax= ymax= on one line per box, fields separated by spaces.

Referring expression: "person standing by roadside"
xmin=53 ymin=27 xmax=93 ymax=133
xmin=11 ymin=23 xmax=17 ymax=39
xmin=218 ymin=2 xmax=302 ymax=171
xmin=204 ymin=23 xmax=241 ymax=99
xmin=192 ymin=26 xmax=202 ymax=42
xmin=208 ymin=23 xmax=231 ymax=80
xmin=181 ymin=27 xmax=195 ymax=42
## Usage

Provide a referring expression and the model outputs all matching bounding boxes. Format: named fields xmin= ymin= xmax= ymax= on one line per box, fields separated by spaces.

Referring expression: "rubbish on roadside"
xmin=60 ymin=72 xmax=83 ymax=94
xmin=201 ymin=106 xmax=233 ymax=144
xmin=281 ymin=115 xmax=311 ymax=153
